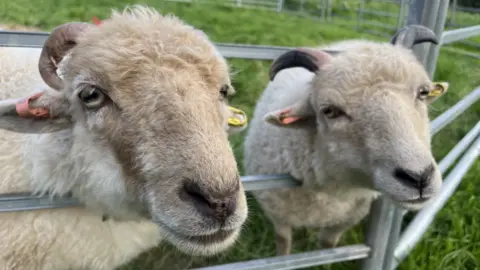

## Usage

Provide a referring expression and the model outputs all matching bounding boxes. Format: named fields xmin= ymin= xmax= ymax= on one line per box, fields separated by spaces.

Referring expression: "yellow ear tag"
xmin=227 ymin=106 xmax=248 ymax=127
xmin=429 ymin=82 xmax=449 ymax=97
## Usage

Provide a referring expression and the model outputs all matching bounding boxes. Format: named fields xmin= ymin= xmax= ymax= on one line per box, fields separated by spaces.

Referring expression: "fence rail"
xmin=193 ymin=245 xmax=371 ymax=270
xmin=0 ymin=0 xmax=479 ymax=269
xmin=442 ymin=24 xmax=480 ymax=44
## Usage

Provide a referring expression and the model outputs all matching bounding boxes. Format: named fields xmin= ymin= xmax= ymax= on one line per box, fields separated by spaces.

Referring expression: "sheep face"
xmin=0 ymin=6 xmax=248 ymax=256
xmin=264 ymin=25 xmax=448 ymax=211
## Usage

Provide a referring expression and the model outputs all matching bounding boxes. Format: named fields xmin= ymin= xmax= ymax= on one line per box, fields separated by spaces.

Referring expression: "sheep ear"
xmin=426 ymin=82 xmax=449 ymax=104
xmin=269 ymin=48 xmax=337 ymax=81
xmin=0 ymin=90 xmax=72 ymax=133
xmin=264 ymin=95 xmax=315 ymax=128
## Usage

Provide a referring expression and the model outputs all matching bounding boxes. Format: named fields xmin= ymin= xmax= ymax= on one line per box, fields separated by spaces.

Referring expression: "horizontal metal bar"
xmin=242 ymin=174 xmax=300 ymax=191
xmin=234 ymin=0 xmax=277 ymax=6
xmin=455 ymin=5 xmax=480 ymax=13
xmin=0 ymin=30 xmax=291 ymax=60
xmin=358 ymin=9 xmax=398 ymax=18
xmin=0 ymin=194 xmax=81 ymax=212
xmin=392 ymin=135 xmax=480 ymax=268
xmin=455 ymin=39 xmax=480 ymax=49
xmin=215 ymin=43 xmax=290 ymax=60
xmin=360 ymin=20 xmax=398 ymax=31
xmin=371 ymin=0 xmax=402 ymax=3
xmin=360 ymin=28 xmax=394 ymax=38
xmin=192 ymin=244 xmax=371 ymax=270
xmin=441 ymin=25 xmax=480 ymax=45
xmin=438 ymin=121 xmax=480 ymax=173
xmin=430 ymin=86 xmax=480 ymax=135
xmin=441 ymin=46 xmax=480 ymax=60
xmin=0 ymin=30 xmax=47 ymax=48
xmin=0 ymin=174 xmax=299 ymax=212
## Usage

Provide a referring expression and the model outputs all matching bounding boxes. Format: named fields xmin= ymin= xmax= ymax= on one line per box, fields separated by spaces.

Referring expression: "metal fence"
xmin=164 ymin=0 xmax=480 ymax=59
xmin=0 ymin=0 xmax=479 ymax=269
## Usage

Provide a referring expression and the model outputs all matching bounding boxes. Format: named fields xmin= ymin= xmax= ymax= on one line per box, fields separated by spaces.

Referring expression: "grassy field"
xmin=1 ymin=0 xmax=479 ymax=269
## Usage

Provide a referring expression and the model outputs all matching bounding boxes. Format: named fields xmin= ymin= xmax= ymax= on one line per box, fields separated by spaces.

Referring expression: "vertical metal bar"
xmin=383 ymin=207 xmax=405 ymax=270
xmin=276 ymin=0 xmax=283 ymax=12
xmin=425 ymin=0 xmax=450 ymax=78
xmin=405 ymin=0 xmax=424 ymax=26
xmin=321 ymin=0 xmax=327 ymax=20
xmin=408 ymin=0 xmax=440 ymax=64
xmin=396 ymin=0 xmax=407 ymax=30
xmin=359 ymin=198 xmax=396 ymax=270
xmin=449 ymin=0 xmax=458 ymax=26
xmin=327 ymin=0 xmax=333 ymax=22
xmin=357 ymin=0 xmax=366 ymax=31
xmin=417 ymin=0 xmax=440 ymax=65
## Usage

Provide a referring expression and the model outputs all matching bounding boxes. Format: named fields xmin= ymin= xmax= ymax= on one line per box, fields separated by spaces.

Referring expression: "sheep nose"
xmin=393 ymin=164 xmax=435 ymax=196
xmin=182 ymin=180 xmax=238 ymax=223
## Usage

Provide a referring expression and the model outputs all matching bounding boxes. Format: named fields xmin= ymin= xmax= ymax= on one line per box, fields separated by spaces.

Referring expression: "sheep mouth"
xmin=159 ymin=221 xmax=236 ymax=245
xmin=178 ymin=229 xmax=236 ymax=244
xmin=399 ymin=197 xmax=431 ymax=204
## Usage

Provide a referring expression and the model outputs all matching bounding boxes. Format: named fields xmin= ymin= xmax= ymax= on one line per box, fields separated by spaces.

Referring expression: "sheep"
xmin=0 ymin=5 xmax=249 ymax=270
xmin=243 ymin=25 xmax=449 ymax=256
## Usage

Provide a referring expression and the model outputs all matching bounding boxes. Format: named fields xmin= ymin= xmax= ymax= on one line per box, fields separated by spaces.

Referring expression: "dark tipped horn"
xmin=38 ymin=22 xmax=93 ymax=90
xmin=269 ymin=48 xmax=339 ymax=81
xmin=390 ymin=25 xmax=438 ymax=49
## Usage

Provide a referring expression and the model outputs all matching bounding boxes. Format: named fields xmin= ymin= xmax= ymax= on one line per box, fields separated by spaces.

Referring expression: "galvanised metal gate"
xmin=0 ymin=0 xmax=479 ymax=269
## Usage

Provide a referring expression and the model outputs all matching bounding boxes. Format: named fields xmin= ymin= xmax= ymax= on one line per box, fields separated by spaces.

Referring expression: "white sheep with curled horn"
xmin=244 ymin=24 xmax=449 ymax=255
xmin=0 ymin=5 xmax=249 ymax=270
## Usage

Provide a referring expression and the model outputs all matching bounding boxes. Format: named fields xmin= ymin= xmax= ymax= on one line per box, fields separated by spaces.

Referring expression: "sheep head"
xmin=264 ymin=25 xmax=448 ymax=211
xmin=0 ymin=5 xmax=248 ymax=256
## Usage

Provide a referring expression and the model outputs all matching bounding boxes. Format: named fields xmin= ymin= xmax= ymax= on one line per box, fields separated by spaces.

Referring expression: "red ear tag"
xmin=15 ymin=92 xmax=50 ymax=118
xmin=92 ymin=16 xmax=102 ymax=26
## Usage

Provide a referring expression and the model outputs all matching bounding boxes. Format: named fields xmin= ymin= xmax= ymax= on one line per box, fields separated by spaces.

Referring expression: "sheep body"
xmin=244 ymin=62 xmax=377 ymax=249
xmin=244 ymin=35 xmax=446 ymax=254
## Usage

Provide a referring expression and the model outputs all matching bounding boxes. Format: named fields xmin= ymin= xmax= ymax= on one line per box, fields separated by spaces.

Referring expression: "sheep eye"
xmin=322 ymin=106 xmax=343 ymax=119
xmin=79 ymin=86 xmax=106 ymax=108
xmin=220 ymin=84 xmax=229 ymax=98
xmin=417 ymin=86 xmax=430 ymax=100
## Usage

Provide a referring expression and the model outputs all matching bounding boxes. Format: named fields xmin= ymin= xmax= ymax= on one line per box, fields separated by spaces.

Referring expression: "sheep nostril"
xmin=394 ymin=168 xmax=419 ymax=189
xmin=182 ymin=180 xmax=237 ymax=223
xmin=393 ymin=164 xmax=434 ymax=195
xmin=183 ymin=181 xmax=214 ymax=208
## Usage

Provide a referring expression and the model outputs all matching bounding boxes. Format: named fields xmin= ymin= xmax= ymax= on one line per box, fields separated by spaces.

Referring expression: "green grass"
xmin=282 ymin=0 xmax=480 ymax=55
xmin=1 ymin=0 xmax=479 ymax=269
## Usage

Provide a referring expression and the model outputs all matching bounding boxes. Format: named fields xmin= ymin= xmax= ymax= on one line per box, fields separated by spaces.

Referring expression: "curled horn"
xmin=269 ymin=48 xmax=340 ymax=81
xmin=390 ymin=24 xmax=438 ymax=49
xmin=38 ymin=22 xmax=93 ymax=90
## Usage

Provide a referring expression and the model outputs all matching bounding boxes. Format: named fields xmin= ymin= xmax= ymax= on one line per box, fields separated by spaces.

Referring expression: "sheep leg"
xmin=317 ymin=226 xmax=346 ymax=248
xmin=274 ymin=222 xmax=292 ymax=256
